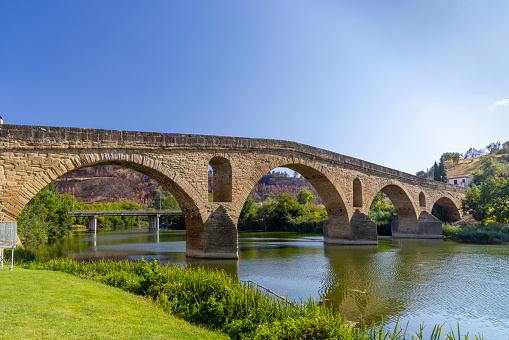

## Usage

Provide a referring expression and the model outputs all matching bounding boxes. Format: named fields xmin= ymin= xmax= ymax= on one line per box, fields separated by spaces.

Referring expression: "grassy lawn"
xmin=0 ymin=267 xmax=228 ymax=340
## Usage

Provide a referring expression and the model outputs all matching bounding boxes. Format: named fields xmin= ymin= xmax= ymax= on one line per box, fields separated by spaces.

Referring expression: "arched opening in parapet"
xmin=368 ymin=185 xmax=417 ymax=236
xmin=208 ymin=156 xmax=232 ymax=202
xmin=11 ymin=160 xmax=200 ymax=252
xmin=432 ymin=197 xmax=461 ymax=222
xmin=419 ymin=192 xmax=426 ymax=207
xmin=237 ymin=165 xmax=349 ymax=240
xmin=353 ymin=178 xmax=363 ymax=208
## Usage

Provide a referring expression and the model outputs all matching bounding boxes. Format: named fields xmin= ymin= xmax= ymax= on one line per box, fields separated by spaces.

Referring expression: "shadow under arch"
xmin=5 ymin=153 xmax=208 ymax=257
xmin=432 ymin=196 xmax=461 ymax=222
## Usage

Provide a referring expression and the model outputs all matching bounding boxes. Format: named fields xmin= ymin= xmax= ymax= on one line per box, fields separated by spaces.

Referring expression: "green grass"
xmin=0 ymin=267 xmax=227 ymax=340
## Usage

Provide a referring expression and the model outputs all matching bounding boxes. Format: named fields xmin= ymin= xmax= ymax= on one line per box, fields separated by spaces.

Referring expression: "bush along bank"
xmin=23 ymin=258 xmax=483 ymax=340
xmin=443 ymin=223 xmax=509 ymax=244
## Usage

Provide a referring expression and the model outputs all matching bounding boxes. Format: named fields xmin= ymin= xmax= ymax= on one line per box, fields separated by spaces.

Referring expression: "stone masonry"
xmin=0 ymin=125 xmax=466 ymax=258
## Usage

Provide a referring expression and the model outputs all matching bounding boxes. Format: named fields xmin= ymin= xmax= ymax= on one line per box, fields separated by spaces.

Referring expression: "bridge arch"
xmin=2 ymin=151 xmax=211 ymax=256
xmin=236 ymin=156 xmax=354 ymax=241
xmin=366 ymin=182 xmax=419 ymax=236
xmin=432 ymin=196 xmax=461 ymax=222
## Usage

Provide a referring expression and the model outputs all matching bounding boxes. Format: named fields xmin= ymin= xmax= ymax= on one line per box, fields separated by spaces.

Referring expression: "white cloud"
xmin=488 ymin=98 xmax=509 ymax=111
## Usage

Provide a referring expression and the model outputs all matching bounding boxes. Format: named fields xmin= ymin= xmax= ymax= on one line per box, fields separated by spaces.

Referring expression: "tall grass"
xmin=23 ymin=258 xmax=484 ymax=339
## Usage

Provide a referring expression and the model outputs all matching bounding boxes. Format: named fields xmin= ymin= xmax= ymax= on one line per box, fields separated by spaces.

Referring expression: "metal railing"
xmin=68 ymin=209 xmax=182 ymax=217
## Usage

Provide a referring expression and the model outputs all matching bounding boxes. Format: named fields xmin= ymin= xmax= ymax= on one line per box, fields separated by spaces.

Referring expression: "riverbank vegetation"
xmin=20 ymin=258 xmax=482 ymax=340
xmin=238 ymin=189 xmax=327 ymax=233
xmin=443 ymin=223 xmax=509 ymax=244
xmin=16 ymin=182 xmax=73 ymax=245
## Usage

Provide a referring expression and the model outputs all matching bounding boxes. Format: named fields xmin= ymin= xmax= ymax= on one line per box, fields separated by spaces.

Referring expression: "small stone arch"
xmin=432 ymin=196 xmax=461 ymax=222
xmin=353 ymin=178 xmax=363 ymax=208
xmin=419 ymin=192 xmax=426 ymax=207
xmin=209 ymin=156 xmax=233 ymax=202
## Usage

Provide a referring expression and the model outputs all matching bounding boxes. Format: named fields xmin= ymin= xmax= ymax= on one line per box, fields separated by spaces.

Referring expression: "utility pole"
xmin=72 ymin=187 xmax=75 ymax=210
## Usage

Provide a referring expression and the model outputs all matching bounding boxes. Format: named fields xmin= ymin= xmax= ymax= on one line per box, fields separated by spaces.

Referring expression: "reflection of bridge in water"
xmin=68 ymin=209 xmax=182 ymax=232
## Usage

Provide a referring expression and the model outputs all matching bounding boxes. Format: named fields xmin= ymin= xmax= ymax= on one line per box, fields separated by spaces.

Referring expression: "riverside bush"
xmin=443 ymin=223 xmax=509 ymax=244
xmin=23 ymin=258 xmax=483 ymax=339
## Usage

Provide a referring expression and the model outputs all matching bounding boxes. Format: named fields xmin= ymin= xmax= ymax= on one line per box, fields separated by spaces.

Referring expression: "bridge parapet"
xmin=0 ymin=124 xmax=465 ymax=192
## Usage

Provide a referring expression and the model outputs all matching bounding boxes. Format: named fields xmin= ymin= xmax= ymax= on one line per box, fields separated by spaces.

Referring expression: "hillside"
xmin=444 ymin=154 xmax=508 ymax=177
xmin=444 ymin=157 xmax=483 ymax=176
xmin=55 ymin=166 xmax=322 ymax=206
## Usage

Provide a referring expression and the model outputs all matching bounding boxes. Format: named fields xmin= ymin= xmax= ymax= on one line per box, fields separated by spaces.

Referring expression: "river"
xmin=34 ymin=229 xmax=509 ymax=338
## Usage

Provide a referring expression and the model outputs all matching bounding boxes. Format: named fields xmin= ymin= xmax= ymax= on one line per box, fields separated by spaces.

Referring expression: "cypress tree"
xmin=433 ymin=161 xmax=440 ymax=181
xmin=438 ymin=159 xmax=447 ymax=182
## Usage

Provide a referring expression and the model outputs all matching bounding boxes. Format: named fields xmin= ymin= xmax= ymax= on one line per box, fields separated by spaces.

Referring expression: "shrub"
xmin=442 ymin=223 xmax=509 ymax=244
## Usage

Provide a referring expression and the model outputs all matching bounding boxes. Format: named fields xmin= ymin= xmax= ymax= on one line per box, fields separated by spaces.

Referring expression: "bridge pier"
xmin=391 ymin=212 xmax=443 ymax=239
xmin=324 ymin=211 xmax=378 ymax=245
xmin=186 ymin=205 xmax=238 ymax=259
xmin=88 ymin=215 xmax=97 ymax=233
xmin=148 ymin=215 xmax=160 ymax=231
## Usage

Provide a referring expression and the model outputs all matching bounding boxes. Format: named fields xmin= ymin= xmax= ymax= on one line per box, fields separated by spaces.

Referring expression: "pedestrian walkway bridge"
xmin=68 ymin=209 xmax=182 ymax=232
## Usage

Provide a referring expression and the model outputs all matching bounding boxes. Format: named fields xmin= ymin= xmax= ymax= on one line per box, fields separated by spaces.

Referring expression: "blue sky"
xmin=1 ymin=1 xmax=508 ymax=174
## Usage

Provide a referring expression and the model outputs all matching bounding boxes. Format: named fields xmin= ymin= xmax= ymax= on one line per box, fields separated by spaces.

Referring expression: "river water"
xmin=36 ymin=229 xmax=509 ymax=338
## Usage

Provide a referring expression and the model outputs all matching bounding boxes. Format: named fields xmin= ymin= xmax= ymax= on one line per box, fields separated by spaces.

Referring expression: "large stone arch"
xmin=2 ymin=151 xmax=215 ymax=257
xmin=234 ymin=155 xmax=376 ymax=244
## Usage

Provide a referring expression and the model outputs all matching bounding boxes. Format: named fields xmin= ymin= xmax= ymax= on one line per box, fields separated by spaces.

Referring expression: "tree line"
xmin=15 ymin=184 xmax=186 ymax=246
xmin=463 ymin=155 xmax=509 ymax=225
xmin=17 ymin=182 xmax=400 ymax=247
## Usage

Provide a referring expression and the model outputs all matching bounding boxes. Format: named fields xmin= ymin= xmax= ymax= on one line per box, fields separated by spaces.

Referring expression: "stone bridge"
xmin=0 ymin=124 xmax=465 ymax=258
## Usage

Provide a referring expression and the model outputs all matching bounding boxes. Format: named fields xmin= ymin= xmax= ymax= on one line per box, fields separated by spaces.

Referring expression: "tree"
xmin=239 ymin=196 xmax=257 ymax=220
xmin=438 ymin=159 xmax=447 ymax=182
xmin=415 ymin=170 xmax=426 ymax=176
xmin=464 ymin=177 xmax=509 ymax=225
xmin=451 ymin=152 xmax=461 ymax=164
xmin=369 ymin=192 xmax=396 ymax=235
xmin=433 ymin=161 xmax=440 ymax=181
xmin=473 ymin=154 xmax=509 ymax=185
xmin=297 ymin=188 xmax=316 ymax=205
xmin=486 ymin=142 xmax=501 ymax=154
xmin=464 ymin=147 xmax=486 ymax=159
xmin=16 ymin=182 xmax=72 ymax=245
xmin=441 ymin=152 xmax=453 ymax=162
